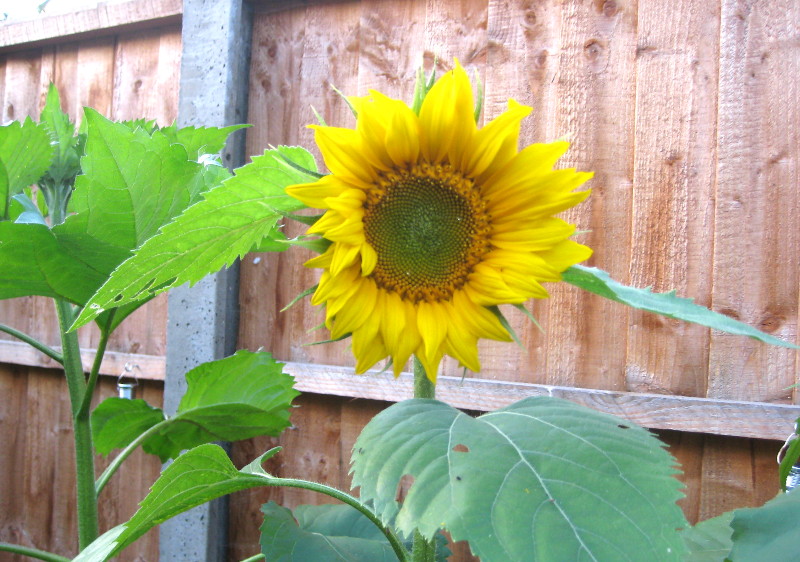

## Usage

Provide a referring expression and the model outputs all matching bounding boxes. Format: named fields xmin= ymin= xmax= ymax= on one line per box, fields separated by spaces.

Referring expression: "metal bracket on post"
xmin=161 ymin=1 xmax=252 ymax=560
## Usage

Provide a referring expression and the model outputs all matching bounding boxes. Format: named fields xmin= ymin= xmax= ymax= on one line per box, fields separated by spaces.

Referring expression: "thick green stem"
xmin=0 ymin=542 xmax=71 ymax=562
xmin=55 ymin=299 xmax=98 ymax=549
xmin=0 ymin=323 xmax=63 ymax=364
xmin=271 ymin=477 xmax=410 ymax=562
xmin=96 ymin=418 xmax=167 ymax=495
xmin=412 ymin=356 xmax=435 ymax=400
xmin=411 ymin=357 xmax=437 ymax=560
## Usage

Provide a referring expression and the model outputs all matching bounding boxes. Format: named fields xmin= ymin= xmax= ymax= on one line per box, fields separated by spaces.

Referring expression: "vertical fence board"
xmin=709 ymin=0 xmax=799 ymax=402
xmin=628 ymin=0 xmax=720 ymax=397
xmin=543 ymin=0 xmax=638 ymax=391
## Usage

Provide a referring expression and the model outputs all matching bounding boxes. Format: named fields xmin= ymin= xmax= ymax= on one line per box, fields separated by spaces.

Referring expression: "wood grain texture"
xmin=0 ymin=364 xmax=163 ymax=561
xmin=0 ymin=0 xmax=182 ymax=52
xmin=709 ymin=0 xmax=799 ymax=402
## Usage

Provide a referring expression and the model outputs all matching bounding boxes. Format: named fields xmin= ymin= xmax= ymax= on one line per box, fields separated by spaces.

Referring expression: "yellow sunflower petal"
xmin=330 ymin=242 xmax=361 ymax=276
xmin=356 ymin=94 xmax=396 ymax=171
xmin=304 ymin=247 xmax=334 ymax=269
xmin=445 ymin=328 xmax=481 ymax=373
xmin=330 ymin=277 xmax=377 ymax=338
xmin=384 ymin=102 xmax=421 ymax=167
xmin=361 ymin=241 xmax=377 ymax=276
xmin=416 ymin=300 xmax=448 ymax=360
xmin=464 ymin=99 xmax=531 ymax=178
xmin=452 ymin=290 xmax=512 ymax=342
xmin=312 ymin=125 xmax=378 ymax=188
xmin=419 ymin=62 xmax=475 ymax=164
xmin=353 ymin=311 xmax=387 ymax=373
xmin=538 ymin=240 xmax=593 ymax=272
xmin=415 ymin=340 xmax=445 ymax=383
xmin=481 ymin=141 xmax=571 ymax=197
xmin=391 ymin=298 xmax=422 ymax=377
xmin=286 ymin=175 xmax=351 ymax=208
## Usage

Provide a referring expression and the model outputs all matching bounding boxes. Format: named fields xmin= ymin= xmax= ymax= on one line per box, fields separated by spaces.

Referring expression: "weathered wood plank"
xmin=0 ymin=340 xmax=166 ymax=381
xmin=282 ymin=362 xmax=800 ymax=440
xmin=3 ymin=335 xmax=795 ymax=440
xmin=0 ymin=0 xmax=182 ymax=52
xmin=628 ymin=0 xmax=720 ymax=397
xmin=709 ymin=0 xmax=800 ymax=402
xmin=111 ymin=26 xmax=181 ymax=124
xmin=543 ymin=0 xmax=638 ymax=392
xmin=0 ymin=364 xmax=162 ymax=561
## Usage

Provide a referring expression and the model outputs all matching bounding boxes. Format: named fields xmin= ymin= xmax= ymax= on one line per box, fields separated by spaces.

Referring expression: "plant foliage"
xmin=352 ymin=397 xmax=688 ymax=561
xmin=92 ymin=350 xmax=298 ymax=461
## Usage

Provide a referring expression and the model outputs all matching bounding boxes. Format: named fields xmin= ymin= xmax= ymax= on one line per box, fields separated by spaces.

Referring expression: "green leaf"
xmin=682 ymin=511 xmax=734 ymax=562
xmin=92 ymin=398 xmax=165 ymax=455
xmin=0 ymin=221 xmax=106 ymax=302
xmin=67 ymin=109 xmax=229 ymax=252
xmin=145 ymin=350 xmax=297 ymax=461
xmin=562 ymin=265 xmax=798 ymax=348
xmin=72 ymin=146 xmax=315 ymax=328
xmin=90 ymin=351 xmax=296 ymax=462
xmin=728 ymin=489 xmax=800 ymax=560
xmin=260 ymin=502 xmax=400 ymax=562
xmin=158 ymin=123 xmax=249 ymax=160
xmin=0 ymin=117 xmax=53 ymax=218
xmin=352 ymin=397 xmax=687 ymax=561
xmin=78 ymin=444 xmax=280 ymax=561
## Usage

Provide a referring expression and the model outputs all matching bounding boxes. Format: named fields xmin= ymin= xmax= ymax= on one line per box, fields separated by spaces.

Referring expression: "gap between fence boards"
xmin=0 ymin=339 xmax=796 ymax=441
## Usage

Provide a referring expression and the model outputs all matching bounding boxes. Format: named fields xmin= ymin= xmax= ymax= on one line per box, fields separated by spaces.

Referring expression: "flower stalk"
xmin=411 ymin=356 xmax=436 ymax=560
xmin=54 ymin=299 xmax=99 ymax=549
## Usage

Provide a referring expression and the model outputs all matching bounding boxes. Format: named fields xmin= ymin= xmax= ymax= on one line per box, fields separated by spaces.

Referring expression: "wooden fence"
xmin=0 ymin=0 xmax=798 ymax=561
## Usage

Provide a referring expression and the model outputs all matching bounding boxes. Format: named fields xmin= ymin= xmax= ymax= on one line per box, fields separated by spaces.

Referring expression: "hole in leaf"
xmin=455 ymin=475 xmax=462 ymax=481
xmin=395 ymin=474 xmax=415 ymax=503
xmin=452 ymin=443 xmax=469 ymax=453
xmin=113 ymin=294 xmax=123 ymax=302
xmin=617 ymin=424 xmax=630 ymax=430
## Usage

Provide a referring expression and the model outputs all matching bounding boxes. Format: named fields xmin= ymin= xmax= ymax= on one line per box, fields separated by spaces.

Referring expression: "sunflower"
xmin=287 ymin=63 xmax=592 ymax=381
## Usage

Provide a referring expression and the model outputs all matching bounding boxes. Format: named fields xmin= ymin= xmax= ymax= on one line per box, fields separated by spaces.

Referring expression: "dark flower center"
xmin=363 ymin=164 xmax=491 ymax=303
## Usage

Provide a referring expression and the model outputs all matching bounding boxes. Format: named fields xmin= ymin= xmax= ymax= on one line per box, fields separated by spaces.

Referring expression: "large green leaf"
xmin=682 ymin=511 xmax=734 ymax=562
xmin=352 ymin=397 xmax=687 ymax=561
xmin=563 ymin=265 xmax=797 ymax=348
xmin=260 ymin=502 xmax=402 ymax=562
xmin=0 ymin=221 xmax=107 ymax=302
xmin=91 ymin=350 xmax=298 ymax=462
xmin=0 ymin=117 xmax=53 ymax=219
xmin=72 ymin=146 xmax=316 ymax=328
xmin=728 ymin=489 xmax=800 ymax=560
xmin=75 ymin=444 xmax=279 ymax=561
xmin=65 ymin=109 xmax=230 ymax=253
